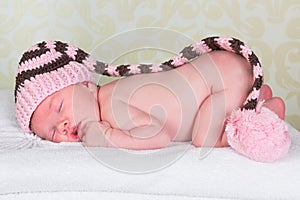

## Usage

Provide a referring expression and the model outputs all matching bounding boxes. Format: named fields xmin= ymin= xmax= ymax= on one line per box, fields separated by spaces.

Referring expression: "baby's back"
xmin=98 ymin=51 xmax=252 ymax=142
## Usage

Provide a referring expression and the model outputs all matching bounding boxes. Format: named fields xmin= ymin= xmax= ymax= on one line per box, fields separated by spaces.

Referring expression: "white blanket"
xmin=1 ymin=90 xmax=300 ymax=200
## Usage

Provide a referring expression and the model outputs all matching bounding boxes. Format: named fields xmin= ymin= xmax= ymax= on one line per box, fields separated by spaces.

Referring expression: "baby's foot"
xmin=258 ymin=84 xmax=272 ymax=100
xmin=258 ymin=84 xmax=285 ymax=120
xmin=263 ymin=97 xmax=285 ymax=120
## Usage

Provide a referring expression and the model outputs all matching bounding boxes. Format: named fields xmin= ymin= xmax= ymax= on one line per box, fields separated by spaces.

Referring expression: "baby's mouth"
xmin=73 ymin=128 xmax=78 ymax=136
xmin=74 ymin=121 xmax=85 ymax=140
xmin=70 ymin=125 xmax=80 ymax=141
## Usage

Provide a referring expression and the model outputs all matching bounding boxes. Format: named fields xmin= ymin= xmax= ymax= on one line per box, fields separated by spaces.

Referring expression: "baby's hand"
xmin=78 ymin=120 xmax=111 ymax=147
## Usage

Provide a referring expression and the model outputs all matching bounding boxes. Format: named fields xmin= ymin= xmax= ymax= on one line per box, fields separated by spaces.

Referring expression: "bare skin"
xmin=30 ymin=51 xmax=285 ymax=149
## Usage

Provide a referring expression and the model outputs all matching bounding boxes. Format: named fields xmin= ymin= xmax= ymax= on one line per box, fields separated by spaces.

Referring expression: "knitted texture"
xmin=15 ymin=41 xmax=97 ymax=132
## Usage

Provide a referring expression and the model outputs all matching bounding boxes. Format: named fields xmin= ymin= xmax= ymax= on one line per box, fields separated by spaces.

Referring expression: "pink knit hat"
xmin=15 ymin=41 xmax=97 ymax=133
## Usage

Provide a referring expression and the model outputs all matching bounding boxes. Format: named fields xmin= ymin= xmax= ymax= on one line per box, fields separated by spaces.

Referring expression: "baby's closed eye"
xmin=58 ymin=100 xmax=64 ymax=112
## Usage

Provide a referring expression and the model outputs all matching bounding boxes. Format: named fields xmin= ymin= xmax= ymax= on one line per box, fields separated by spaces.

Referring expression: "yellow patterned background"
xmin=1 ymin=0 xmax=299 ymax=130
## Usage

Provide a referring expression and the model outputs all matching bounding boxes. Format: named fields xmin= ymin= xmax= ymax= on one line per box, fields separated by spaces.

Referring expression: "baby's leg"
xmin=192 ymin=51 xmax=253 ymax=147
xmin=192 ymin=88 xmax=251 ymax=147
xmin=191 ymin=91 xmax=229 ymax=147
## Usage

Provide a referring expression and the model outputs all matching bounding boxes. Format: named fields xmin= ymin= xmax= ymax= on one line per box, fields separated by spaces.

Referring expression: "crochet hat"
xmin=15 ymin=36 xmax=290 ymax=162
xmin=15 ymin=41 xmax=97 ymax=133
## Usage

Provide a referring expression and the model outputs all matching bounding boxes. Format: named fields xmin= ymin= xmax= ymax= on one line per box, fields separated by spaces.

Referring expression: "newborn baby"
xmin=15 ymin=37 xmax=289 ymax=161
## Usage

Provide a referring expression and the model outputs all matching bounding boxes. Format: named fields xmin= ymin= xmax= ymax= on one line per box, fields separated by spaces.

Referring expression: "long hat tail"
xmin=93 ymin=36 xmax=262 ymax=111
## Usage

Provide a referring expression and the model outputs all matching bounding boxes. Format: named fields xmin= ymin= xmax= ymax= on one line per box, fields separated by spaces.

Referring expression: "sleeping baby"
xmin=15 ymin=36 xmax=290 ymax=162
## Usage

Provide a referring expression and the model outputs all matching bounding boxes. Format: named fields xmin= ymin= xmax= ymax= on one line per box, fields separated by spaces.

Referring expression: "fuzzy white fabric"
xmin=1 ymin=90 xmax=300 ymax=200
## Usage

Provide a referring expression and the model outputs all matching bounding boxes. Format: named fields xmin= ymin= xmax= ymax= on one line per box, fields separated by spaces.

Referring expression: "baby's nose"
xmin=58 ymin=120 xmax=70 ymax=135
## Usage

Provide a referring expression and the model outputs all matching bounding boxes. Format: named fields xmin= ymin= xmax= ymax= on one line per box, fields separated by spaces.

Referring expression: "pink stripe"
xmin=45 ymin=41 xmax=56 ymax=49
xmin=107 ymin=65 xmax=119 ymax=76
xmin=216 ymin=37 xmax=234 ymax=52
xmin=191 ymin=40 xmax=208 ymax=54
xmin=200 ymin=40 xmax=212 ymax=53
xmin=128 ymin=64 xmax=140 ymax=74
xmin=253 ymin=64 xmax=263 ymax=79
xmin=150 ymin=64 xmax=161 ymax=73
xmin=82 ymin=56 xmax=96 ymax=71
xmin=66 ymin=45 xmax=78 ymax=60
xmin=18 ymin=49 xmax=62 ymax=73
xmin=171 ymin=53 xmax=188 ymax=66
xmin=240 ymin=44 xmax=252 ymax=60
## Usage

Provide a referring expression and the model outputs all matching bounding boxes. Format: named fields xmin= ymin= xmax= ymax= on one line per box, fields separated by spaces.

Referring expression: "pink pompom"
xmin=225 ymin=107 xmax=291 ymax=162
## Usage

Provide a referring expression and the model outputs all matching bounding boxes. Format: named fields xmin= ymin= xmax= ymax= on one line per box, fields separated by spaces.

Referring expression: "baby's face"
xmin=30 ymin=82 xmax=100 ymax=142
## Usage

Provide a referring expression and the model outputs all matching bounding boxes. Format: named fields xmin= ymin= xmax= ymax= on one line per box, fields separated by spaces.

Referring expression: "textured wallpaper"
xmin=1 ymin=0 xmax=299 ymax=130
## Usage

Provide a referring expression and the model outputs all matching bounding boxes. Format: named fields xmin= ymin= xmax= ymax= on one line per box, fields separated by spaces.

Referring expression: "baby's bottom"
xmin=191 ymin=51 xmax=252 ymax=148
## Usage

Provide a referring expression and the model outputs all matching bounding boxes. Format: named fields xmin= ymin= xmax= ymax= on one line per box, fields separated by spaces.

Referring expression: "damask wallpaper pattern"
xmin=0 ymin=0 xmax=299 ymax=130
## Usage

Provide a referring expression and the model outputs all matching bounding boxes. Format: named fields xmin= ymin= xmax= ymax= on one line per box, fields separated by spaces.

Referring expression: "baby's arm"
xmin=79 ymin=121 xmax=171 ymax=150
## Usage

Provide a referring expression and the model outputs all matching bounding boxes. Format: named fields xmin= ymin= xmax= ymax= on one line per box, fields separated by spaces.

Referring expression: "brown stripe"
xmin=161 ymin=59 xmax=175 ymax=68
xmin=229 ymin=39 xmax=244 ymax=56
xmin=75 ymin=48 xmax=89 ymax=63
xmin=19 ymin=42 xmax=49 ymax=65
xmin=116 ymin=64 xmax=130 ymax=76
xmin=54 ymin=41 xmax=68 ymax=54
xmin=94 ymin=61 xmax=108 ymax=74
xmin=243 ymin=98 xmax=257 ymax=110
xmin=253 ymin=75 xmax=263 ymax=90
xmin=180 ymin=46 xmax=199 ymax=60
xmin=202 ymin=37 xmax=221 ymax=51
xmin=248 ymin=52 xmax=260 ymax=67
xmin=15 ymin=54 xmax=73 ymax=102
